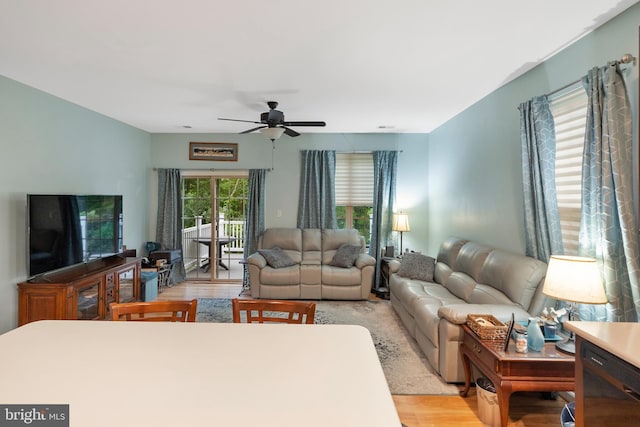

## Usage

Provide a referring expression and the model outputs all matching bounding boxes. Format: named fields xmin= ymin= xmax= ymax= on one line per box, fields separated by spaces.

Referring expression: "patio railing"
xmin=181 ymin=219 xmax=245 ymax=270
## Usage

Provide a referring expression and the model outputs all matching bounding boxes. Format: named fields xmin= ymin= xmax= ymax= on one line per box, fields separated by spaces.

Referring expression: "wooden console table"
xmin=17 ymin=256 xmax=141 ymax=325
xmin=459 ymin=324 xmax=575 ymax=427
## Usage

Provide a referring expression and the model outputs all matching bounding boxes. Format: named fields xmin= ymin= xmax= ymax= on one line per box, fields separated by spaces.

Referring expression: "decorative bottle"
xmin=526 ymin=317 xmax=545 ymax=352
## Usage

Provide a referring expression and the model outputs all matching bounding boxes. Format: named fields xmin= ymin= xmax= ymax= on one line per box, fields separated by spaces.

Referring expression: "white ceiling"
xmin=1 ymin=0 xmax=638 ymax=134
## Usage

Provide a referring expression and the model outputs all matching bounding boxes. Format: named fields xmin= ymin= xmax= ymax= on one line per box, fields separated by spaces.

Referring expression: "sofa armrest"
xmin=247 ymin=253 xmax=267 ymax=269
xmin=388 ymin=259 xmax=401 ymax=273
xmin=355 ymin=253 xmax=376 ymax=269
xmin=437 ymin=304 xmax=532 ymax=325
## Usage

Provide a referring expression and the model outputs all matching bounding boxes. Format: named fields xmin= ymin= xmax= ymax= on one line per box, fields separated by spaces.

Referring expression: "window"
xmin=549 ymin=84 xmax=588 ymax=255
xmin=335 ymin=153 xmax=373 ymax=244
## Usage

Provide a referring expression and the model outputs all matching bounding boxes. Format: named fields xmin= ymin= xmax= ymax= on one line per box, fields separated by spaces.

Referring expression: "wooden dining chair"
xmin=231 ymin=298 xmax=316 ymax=324
xmin=110 ymin=299 xmax=198 ymax=322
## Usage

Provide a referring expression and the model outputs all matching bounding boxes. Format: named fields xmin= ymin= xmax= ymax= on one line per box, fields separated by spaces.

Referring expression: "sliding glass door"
xmin=181 ymin=172 xmax=248 ymax=282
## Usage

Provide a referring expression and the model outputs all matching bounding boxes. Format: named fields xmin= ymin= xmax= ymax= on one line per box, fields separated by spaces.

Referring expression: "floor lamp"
xmin=541 ymin=255 xmax=607 ymax=354
xmin=392 ymin=213 xmax=410 ymax=256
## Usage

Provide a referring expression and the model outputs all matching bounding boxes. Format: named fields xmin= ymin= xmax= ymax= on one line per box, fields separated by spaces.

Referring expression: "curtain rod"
xmin=545 ymin=53 xmax=637 ymax=98
xmin=153 ymin=168 xmax=217 ymax=171
xmin=152 ymin=150 xmax=405 ymax=172
xmin=152 ymin=168 xmax=266 ymax=171
xmin=334 ymin=150 xmax=403 ymax=153
xmin=152 ymin=167 xmax=271 ymax=174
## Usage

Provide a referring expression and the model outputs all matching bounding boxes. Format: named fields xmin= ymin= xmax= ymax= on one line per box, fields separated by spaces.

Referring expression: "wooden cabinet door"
xmin=115 ymin=263 xmax=140 ymax=303
xmin=18 ymin=285 xmax=73 ymax=325
xmin=75 ymin=277 xmax=105 ymax=320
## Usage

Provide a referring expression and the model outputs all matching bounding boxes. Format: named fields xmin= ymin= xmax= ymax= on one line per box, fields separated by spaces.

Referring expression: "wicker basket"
xmin=466 ymin=314 xmax=508 ymax=341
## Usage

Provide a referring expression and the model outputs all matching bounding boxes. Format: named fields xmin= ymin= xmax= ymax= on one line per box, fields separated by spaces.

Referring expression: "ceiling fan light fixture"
xmin=260 ymin=127 xmax=285 ymax=141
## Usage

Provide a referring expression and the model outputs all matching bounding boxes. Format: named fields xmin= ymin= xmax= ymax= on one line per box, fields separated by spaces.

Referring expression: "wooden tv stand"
xmin=18 ymin=256 xmax=141 ymax=325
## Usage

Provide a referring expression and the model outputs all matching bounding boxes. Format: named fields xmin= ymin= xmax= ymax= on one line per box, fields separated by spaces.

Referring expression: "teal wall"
xmin=0 ymin=76 xmax=152 ymax=333
xmin=149 ymin=132 xmax=429 ymax=252
xmin=426 ymin=4 xmax=639 ymax=255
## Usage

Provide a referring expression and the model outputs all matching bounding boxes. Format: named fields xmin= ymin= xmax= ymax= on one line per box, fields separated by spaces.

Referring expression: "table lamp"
xmin=392 ymin=213 xmax=410 ymax=255
xmin=542 ymin=255 xmax=607 ymax=354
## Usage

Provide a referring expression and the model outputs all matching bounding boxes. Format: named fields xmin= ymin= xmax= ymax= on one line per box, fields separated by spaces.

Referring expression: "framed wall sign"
xmin=189 ymin=142 xmax=238 ymax=161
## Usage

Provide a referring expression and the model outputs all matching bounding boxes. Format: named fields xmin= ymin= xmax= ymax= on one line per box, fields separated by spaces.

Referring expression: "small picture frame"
xmin=189 ymin=142 xmax=238 ymax=161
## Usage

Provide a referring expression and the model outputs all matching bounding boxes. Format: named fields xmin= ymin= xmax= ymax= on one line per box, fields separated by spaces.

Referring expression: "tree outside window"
xmin=335 ymin=152 xmax=374 ymax=246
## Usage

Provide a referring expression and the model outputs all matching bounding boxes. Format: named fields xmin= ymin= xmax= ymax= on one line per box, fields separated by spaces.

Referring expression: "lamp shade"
xmin=542 ymin=255 xmax=607 ymax=304
xmin=392 ymin=213 xmax=410 ymax=232
xmin=259 ymin=127 xmax=285 ymax=141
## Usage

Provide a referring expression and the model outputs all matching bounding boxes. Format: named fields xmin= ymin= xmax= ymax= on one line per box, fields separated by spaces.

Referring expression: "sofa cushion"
xmin=391 ymin=276 xmax=431 ymax=306
xmin=330 ymin=244 xmax=361 ymax=268
xmin=432 ymin=238 xmax=468 ymax=285
xmin=422 ymin=281 xmax=465 ymax=305
xmin=398 ymin=253 xmax=436 ymax=282
xmin=321 ymin=229 xmax=362 ymax=264
xmin=261 ymin=228 xmax=302 ymax=250
xmin=433 ymin=262 xmax=454 ymax=286
xmin=443 ymin=271 xmax=477 ymax=301
xmin=467 ymin=284 xmax=514 ymax=305
xmin=478 ymin=249 xmax=547 ymax=311
xmin=413 ymin=297 xmax=444 ymax=347
xmin=259 ymin=265 xmax=300 ymax=285
xmin=258 ymin=247 xmax=296 ymax=269
xmin=436 ymin=237 xmax=468 ymax=268
xmin=302 ymin=229 xmax=322 ymax=264
xmin=321 ymin=265 xmax=362 ymax=285
xmin=454 ymin=242 xmax=492 ymax=281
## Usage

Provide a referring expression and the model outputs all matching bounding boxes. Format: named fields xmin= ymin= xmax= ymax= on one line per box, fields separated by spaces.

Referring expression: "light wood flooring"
xmin=159 ymin=281 xmax=568 ymax=427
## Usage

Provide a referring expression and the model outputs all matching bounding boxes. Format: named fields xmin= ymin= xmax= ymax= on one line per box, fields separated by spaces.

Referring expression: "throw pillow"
xmin=330 ymin=244 xmax=361 ymax=268
xmin=258 ymin=247 xmax=296 ymax=269
xmin=397 ymin=253 xmax=436 ymax=282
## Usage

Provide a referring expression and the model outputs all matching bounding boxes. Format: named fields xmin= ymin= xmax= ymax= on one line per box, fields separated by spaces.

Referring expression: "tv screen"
xmin=27 ymin=194 xmax=123 ymax=277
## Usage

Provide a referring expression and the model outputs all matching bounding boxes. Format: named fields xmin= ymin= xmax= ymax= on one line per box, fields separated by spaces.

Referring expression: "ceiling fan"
xmin=218 ymin=101 xmax=326 ymax=140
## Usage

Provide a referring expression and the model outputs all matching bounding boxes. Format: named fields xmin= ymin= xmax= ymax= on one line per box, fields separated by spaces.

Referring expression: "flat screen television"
xmin=27 ymin=194 xmax=123 ymax=277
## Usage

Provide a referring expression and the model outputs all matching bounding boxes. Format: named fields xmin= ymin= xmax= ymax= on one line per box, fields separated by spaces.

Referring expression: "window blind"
xmin=335 ymin=153 xmax=374 ymax=206
xmin=549 ymin=84 xmax=588 ymax=255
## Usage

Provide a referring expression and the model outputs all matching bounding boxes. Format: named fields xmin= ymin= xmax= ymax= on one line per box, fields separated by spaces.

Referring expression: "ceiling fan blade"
xmin=282 ymin=121 xmax=326 ymax=127
xmin=283 ymin=127 xmax=301 ymax=137
xmin=218 ymin=117 xmax=263 ymax=124
xmin=239 ymin=126 xmax=267 ymax=134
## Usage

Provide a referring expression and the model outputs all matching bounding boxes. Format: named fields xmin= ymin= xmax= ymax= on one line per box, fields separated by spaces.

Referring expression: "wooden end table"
xmin=460 ymin=324 xmax=575 ymax=427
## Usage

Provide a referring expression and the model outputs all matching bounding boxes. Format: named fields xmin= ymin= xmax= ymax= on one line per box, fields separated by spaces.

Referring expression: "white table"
xmin=0 ymin=321 xmax=401 ymax=427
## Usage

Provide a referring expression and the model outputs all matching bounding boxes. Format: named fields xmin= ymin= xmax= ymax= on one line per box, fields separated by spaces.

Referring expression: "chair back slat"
xmin=110 ymin=300 xmax=198 ymax=322
xmin=232 ymin=299 xmax=315 ymax=324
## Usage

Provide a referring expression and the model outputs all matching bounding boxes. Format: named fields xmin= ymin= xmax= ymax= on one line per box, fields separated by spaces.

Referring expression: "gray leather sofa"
xmin=388 ymin=237 xmax=549 ymax=383
xmin=247 ymin=228 xmax=376 ymax=300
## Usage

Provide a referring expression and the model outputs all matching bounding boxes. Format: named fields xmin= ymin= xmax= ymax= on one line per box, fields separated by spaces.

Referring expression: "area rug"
xmin=196 ymin=298 xmax=459 ymax=395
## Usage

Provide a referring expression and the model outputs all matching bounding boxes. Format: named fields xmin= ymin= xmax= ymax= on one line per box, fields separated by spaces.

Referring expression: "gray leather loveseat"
xmin=247 ymin=228 xmax=376 ymax=300
xmin=388 ymin=237 xmax=549 ymax=383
